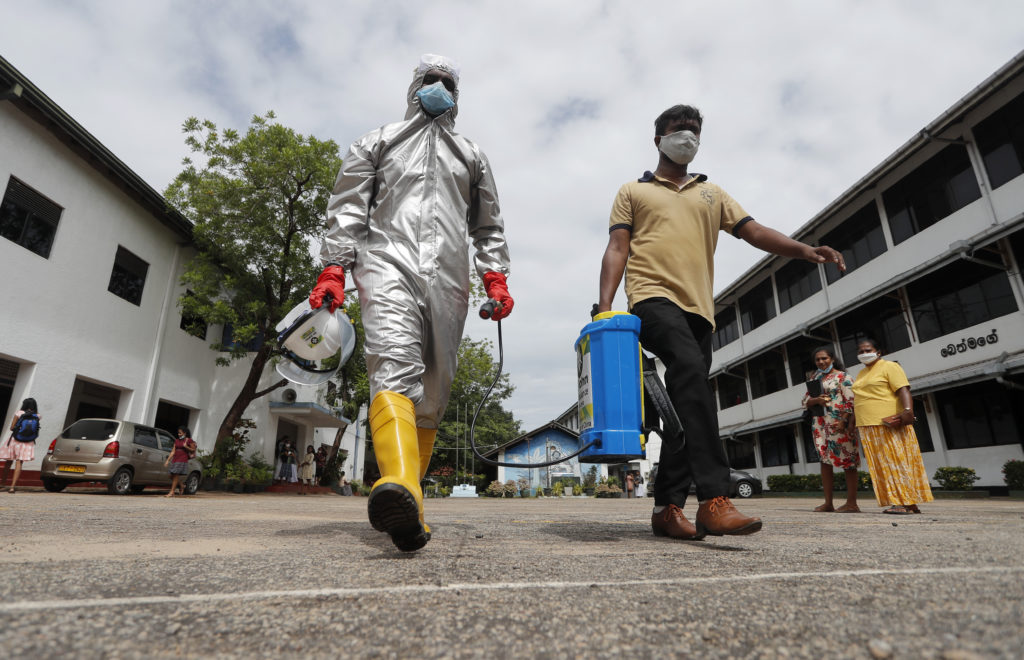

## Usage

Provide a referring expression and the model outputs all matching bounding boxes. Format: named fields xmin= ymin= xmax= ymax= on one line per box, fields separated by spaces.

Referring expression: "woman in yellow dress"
xmin=851 ymin=338 xmax=933 ymax=514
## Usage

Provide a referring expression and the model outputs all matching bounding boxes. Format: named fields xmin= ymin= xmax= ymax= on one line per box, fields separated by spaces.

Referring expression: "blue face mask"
xmin=416 ymin=81 xmax=455 ymax=116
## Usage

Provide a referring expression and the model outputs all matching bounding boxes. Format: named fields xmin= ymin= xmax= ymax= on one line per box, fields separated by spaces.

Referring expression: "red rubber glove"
xmin=482 ymin=271 xmax=513 ymax=321
xmin=309 ymin=265 xmax=346 ymax=312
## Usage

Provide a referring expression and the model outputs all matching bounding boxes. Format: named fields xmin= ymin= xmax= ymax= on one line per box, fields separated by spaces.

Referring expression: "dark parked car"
xmin=39 ymin=419 xmax=202 ymax=495
xmin=646 ymin=465 xmax=763 ymax=498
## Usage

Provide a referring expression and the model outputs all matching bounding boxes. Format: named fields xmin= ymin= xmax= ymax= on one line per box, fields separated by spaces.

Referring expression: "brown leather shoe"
xmin=651 ymin=504 xmax=703 ymax=540
xmin=696 ymin=496 xmax=762 ymax=537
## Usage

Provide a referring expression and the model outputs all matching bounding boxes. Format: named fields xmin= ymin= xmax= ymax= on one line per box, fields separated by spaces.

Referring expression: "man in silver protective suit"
xmin=308 ymin=54 xmax=513 ymax=552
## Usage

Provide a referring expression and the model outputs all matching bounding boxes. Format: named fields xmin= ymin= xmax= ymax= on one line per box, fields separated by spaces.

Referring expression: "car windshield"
xmin=61 ymin=419 xmax=120 ymax=440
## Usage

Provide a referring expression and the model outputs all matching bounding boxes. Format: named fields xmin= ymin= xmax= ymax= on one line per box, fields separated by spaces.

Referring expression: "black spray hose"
xmin=469 ymin=300 xmax=597 ymax=468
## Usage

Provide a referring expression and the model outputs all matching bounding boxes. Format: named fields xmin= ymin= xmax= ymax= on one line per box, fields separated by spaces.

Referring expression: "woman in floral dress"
xmin=802 ymin=347 xmax=860 ymax=513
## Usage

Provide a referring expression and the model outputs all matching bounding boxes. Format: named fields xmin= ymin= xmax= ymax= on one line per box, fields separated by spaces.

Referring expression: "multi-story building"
xmin=0 ymin=56 xmax=364 ymax=481
xmin=708 ymin=51 xmax=1024 ymax=489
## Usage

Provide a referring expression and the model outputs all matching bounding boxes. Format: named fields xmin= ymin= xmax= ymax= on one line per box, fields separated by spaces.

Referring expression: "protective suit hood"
xmin=405 ymin=53 xmax=460 ymax=124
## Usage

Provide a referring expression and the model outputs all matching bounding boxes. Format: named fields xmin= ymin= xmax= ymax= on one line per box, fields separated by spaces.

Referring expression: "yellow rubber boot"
xmin=417 ymin=427 xmax=437 ymax=534
xmin=367 ymin=391 xmax=428 ymax=551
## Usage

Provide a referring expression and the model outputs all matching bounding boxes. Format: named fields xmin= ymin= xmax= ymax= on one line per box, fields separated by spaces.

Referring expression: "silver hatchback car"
xmin=39 ymin=419 xmax=203 ymax=495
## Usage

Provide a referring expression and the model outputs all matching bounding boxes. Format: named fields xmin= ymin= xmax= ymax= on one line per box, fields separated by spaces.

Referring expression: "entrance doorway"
xmin=64 ymin=378 xmax=123 ymax=428
xmin=154 ymin=400 xmax=193 ymax=435
xmin=0 ymin=358 xmax=18 ymax=424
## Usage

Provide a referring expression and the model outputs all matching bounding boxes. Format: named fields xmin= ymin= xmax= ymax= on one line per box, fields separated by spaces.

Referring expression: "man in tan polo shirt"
xmin=598 ymin=104 xmax=845 ymax=540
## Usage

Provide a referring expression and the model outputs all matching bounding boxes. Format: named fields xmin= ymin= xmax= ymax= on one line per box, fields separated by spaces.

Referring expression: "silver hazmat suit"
xmin=320 ymin=59 xmax=511 ymax=429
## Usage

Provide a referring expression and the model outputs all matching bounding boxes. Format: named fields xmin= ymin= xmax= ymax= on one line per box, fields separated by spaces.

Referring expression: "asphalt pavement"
xmin=0 ymin=490 xmax=1022 ymax=659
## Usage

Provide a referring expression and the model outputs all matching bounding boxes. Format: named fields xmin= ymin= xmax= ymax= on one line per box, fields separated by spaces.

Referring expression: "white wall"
xmin=1 ymin=102 xmax=339 ymax=471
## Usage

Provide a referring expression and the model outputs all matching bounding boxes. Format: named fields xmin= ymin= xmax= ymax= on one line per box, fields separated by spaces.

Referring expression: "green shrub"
xmin=767 ymin=471 xmax=872 ymax=492
xmin=766 ymin=474 xmax=805 ymax=492
xmin=933 ymin=466 xmax=979 ymax=490
xmin=1003 ymin=460 xmax=1024 ymax=490
xmin=593 ymin=483 xmax=622 ymax=498
xmin=485 ymin=480 xmax=506 ymax=497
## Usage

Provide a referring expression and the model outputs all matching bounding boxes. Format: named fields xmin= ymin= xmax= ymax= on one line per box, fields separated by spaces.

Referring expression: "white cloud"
xmin=3 ymin=0 xmax=1024 ymax=429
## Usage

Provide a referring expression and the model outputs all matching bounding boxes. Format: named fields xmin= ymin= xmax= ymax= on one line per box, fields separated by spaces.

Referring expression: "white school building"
xmin=0 ymin=56 xmax=366 ymax=481
xmin=706 ymin=51 xmax=1024 ymax=488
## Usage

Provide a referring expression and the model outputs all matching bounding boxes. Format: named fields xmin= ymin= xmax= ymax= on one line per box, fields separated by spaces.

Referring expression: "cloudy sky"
xmin=3 ymin=1 xmax=1024 ymax=429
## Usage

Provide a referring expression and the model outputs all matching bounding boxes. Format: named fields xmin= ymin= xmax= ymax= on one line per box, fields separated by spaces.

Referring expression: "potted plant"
xmin=583 ymin=466 xmax=597 ymax=496
xmin=593 ymin=482 xmax=622 ymax=498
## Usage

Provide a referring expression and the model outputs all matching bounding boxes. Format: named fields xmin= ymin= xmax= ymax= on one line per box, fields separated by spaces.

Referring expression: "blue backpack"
xmin=13 ymin=413 xmax=39 ymax=442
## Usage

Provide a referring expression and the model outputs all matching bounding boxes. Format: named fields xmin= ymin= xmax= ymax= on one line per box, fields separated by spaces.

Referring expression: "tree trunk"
xmin=326 ymin=423 xmax=349 ymax=468
xmin=213 ymin=344 xmax=286 ymax=458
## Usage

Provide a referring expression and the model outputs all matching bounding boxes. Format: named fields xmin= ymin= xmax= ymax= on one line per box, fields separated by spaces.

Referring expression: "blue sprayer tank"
xmin=575 ymin=311 xmax=645 ymax=463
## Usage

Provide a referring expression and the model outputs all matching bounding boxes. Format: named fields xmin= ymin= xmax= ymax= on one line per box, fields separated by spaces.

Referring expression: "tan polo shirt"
xmin=609 ymin=171 xmax=751 ymax=327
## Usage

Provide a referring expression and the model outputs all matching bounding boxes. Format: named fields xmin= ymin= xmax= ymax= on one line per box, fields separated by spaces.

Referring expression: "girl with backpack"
xmin=1 ymin=398 xmax=40 ymax=493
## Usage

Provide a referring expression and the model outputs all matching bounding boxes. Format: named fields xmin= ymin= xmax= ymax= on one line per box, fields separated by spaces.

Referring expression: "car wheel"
xmin=130 ymin=485 xmax=146 ymax=494
xmin=184 ymin=472 xmax=201 ymax=495
xmin=735 ymin=480 xmax=755 ymax=499
xmin=108 ymin=467 xmax=134 ymax=495
xmin=41 ymin=478 xmax=68 ymax=493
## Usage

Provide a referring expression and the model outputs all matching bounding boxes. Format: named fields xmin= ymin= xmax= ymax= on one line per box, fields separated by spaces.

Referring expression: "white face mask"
xmin=857 ymin=352 xmax=879 ymax=365
xmin=658 ymin=130 xmax=700 ymax=165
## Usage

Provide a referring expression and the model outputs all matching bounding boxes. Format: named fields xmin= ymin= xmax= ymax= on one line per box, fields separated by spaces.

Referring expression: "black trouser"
xmin=631 ymin=298 xmax=730 ymax=506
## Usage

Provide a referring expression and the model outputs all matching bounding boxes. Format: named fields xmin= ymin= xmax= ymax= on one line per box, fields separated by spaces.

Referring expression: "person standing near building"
xmin=598 ymin=104 xmax=845 ymax=540
xmin=850 ymin=337 xmax=933 ymax=514
xmin=1 ymin=397 xmax=40 ymax=493
xmin=802 ymin=346 xmax=860 ymax=513
xmin=308 ymin=54 xmax=513 ymax=552
xmin=278 ymin=441 xmax=298 ymax=484
xmin=625 ymin=471 xmax=635 ymax=498
xmin=298 ymin=445 xmax=316 ymax=495
xmin=315 ymin=445 xmax=327 ymax=485
xmin=164 ymin=425 xmax=195 ymax=497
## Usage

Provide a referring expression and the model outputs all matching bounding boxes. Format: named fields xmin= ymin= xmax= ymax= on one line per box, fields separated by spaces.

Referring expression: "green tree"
xmin=432 ymin=335 xmax=521 ymax=474
xmin=164 ymin=111 xmax=343 ymax=458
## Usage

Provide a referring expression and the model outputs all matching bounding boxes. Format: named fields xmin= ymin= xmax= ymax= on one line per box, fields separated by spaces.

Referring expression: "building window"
xmin=906 ymin=259 xmax=1017 ymax=343
xmin=1010 ymin=229 xmax=1024 ymax=273
xmin=972 ymin=89 xmax=1024 ymax=189
xmin=785 ymin=329 xmax=836 ymax=387
xmin=712 ymin=305 xmax=739 ymax=351
xmin=738 ymin=279 xmax=776 ymax=334
xmin=882 ymin=144 xmax=981 ymax=245
xmin=108 ymin=246 xmax=149 ymax=306
xmin=775 ymin=259 xmax=822 ymax=312
xmin=759 ymin=427 xmax=796 ymax=468
xmin=820 ymin=203 xmax=887 ymax=284
xmin=716 ymin=371 xmax=748 ymax=410
xmin=748 ymin=350 xmax=788 ymax=399
xmin=220 ymin=323 xmax=265 ymax=352
xmin=0 ymin=176 xmax=62 ymax=258
xmin=835 ymin=294 xmax=911 ymax=367
xmin=800 ymin=418 xmax=818 ymax=463
xmin=935 ymin=379 xmax=1024 ymax=449
xmin=911 ymin=398 xmax=934 ymax=453
xmin=726 ymin=434 xmax=756 ymax=470
xmin=179 ymin=291 xmax=208 ymax=340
